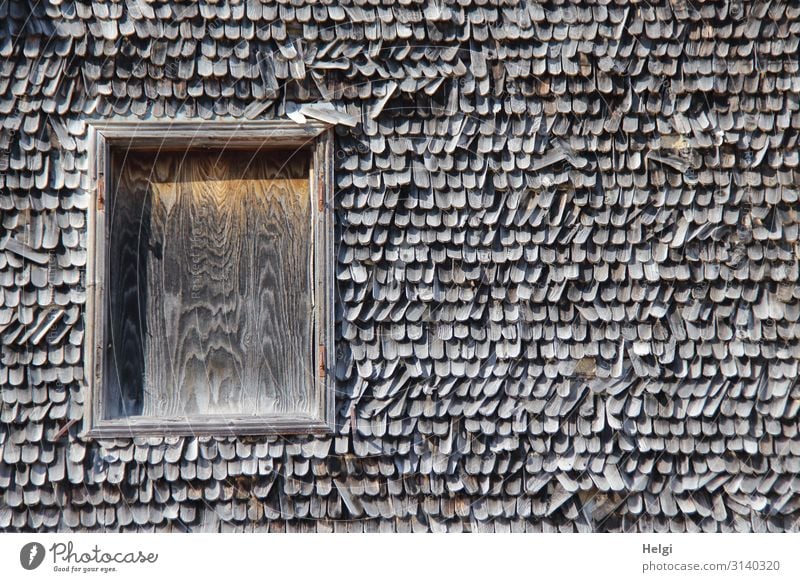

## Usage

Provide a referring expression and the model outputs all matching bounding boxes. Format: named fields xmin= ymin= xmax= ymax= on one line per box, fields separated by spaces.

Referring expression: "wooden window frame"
xmin=83 ymin=119 xmax=335 ymax=437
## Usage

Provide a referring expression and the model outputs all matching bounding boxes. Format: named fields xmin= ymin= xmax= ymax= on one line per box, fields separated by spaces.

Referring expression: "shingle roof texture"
xmin=1 ymin=0 xmax=800 ymax=532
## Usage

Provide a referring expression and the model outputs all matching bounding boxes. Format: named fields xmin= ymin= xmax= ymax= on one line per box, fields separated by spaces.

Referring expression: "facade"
xmin=1 ymin=0 xmax=800 ymax=532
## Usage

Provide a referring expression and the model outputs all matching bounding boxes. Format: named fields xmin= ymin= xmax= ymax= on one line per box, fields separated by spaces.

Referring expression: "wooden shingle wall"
xmin=1 ymin=0 xmax=800 ymax=532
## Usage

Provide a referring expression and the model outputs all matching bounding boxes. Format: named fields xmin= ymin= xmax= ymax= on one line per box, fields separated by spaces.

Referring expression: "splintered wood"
xmin=105 ymin=149 xmax=314 ymax=419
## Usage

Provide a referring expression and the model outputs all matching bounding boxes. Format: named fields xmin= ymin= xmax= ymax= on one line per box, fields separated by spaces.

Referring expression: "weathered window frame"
xmin=83 ymin=120 xmax=334 ymax=437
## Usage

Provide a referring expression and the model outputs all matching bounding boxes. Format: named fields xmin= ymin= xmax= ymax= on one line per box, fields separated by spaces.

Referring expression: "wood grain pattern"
xmin=105 ymin=149 xmax=314 ymax=419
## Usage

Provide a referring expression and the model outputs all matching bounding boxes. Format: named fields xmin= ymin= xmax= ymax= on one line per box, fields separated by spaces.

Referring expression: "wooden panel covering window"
xmin=107 ymin=149 xmax=313 ymax=418
xmin=85 ymin=120 xmax=333 ymax=436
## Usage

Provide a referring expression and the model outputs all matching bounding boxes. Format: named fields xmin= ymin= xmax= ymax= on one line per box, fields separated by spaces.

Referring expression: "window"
xmin=84 ymin=120 xmax=333 ymax=436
